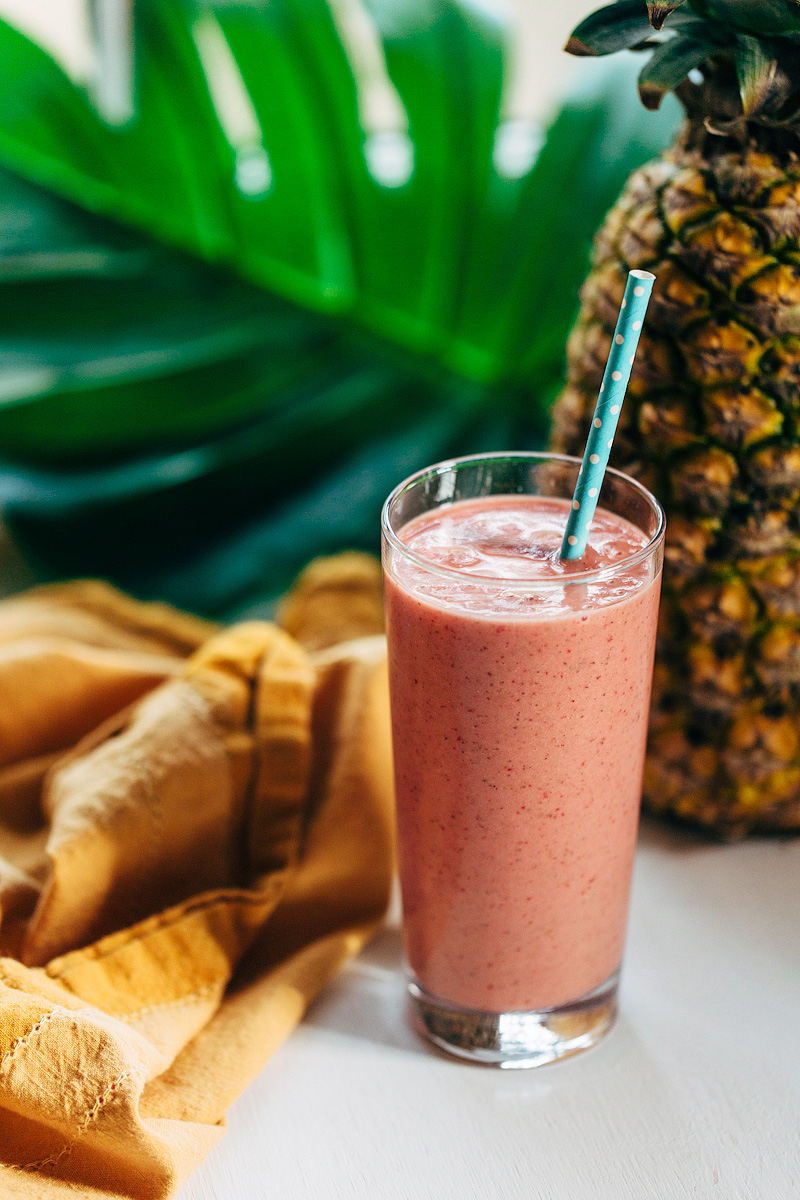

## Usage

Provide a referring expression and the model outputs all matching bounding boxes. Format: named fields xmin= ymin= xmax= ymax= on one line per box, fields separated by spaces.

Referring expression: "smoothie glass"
xmin=381 ymin=452 xmax=664 ymax=1068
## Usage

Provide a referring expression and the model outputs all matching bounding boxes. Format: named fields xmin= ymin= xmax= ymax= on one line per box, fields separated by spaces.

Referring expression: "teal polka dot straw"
xmin=560 ymin=268 xmax=655 ymax=561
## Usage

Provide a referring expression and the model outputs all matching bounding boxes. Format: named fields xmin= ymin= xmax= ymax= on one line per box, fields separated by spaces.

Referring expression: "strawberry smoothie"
xmin=383 ymin=490 xmax=662 ymax=1015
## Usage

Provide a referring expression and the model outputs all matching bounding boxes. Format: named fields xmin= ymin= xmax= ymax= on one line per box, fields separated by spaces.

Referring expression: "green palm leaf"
xmin=0 ymin=1 xmax=681 ymax=613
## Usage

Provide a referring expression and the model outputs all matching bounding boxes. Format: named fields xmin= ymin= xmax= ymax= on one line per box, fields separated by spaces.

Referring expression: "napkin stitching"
xmin=13 ymin=1067 xmax=135 ymax=1174
xmin=78 ymin=1068 xmax=134 ymax=1133
xmin=0 ymin=1007 xmax=60 ymax=1074
xmin=15 ymin=1139 xmax=72 ymax=1174
xmin=118 ymin=981 xmax=220 ymax=1022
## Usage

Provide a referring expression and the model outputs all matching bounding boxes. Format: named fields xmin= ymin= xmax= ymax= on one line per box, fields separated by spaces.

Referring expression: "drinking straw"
xmin=560 ymin=268 xmax=655 ymax=561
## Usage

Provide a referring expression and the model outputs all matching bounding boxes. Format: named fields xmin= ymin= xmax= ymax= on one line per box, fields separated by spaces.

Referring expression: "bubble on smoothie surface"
xmin=400 ymin=496 xmax=646 ymax=578
xmin=395 ymin=496 xmax=650 ymax=617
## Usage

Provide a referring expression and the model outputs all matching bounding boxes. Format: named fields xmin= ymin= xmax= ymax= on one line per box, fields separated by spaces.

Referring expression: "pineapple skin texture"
xmin=550 ymin=127 xmax=800 ymax=839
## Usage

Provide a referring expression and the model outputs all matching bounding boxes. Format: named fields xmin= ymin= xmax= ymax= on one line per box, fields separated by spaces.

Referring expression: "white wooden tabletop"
xmin=2 ymin=6 xmax=795 ymax=1196
xmin=179 ymin=819 xmax=800 ymax=1200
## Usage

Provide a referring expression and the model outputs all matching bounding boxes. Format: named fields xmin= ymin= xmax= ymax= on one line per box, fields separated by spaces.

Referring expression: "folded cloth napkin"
xmin=0 ymin=554 xmax=391 ymax=1199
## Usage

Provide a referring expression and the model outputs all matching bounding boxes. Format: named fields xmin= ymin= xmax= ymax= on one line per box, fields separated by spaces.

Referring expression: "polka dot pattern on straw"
xmin=560 ymin=269 xmax=655 ymax=560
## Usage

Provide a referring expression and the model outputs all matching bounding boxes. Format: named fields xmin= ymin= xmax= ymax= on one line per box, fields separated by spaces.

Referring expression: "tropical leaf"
xmin=699 ymin=0 xmax=800 ymax=37
xmin=0 ymin=1 xmax=682 ymax=611
xmin=0 ymin=166 xmax=335 ymax=464
xmin=6 ymin=377 xmax=485 ymax=608
xmin=0 ymin=9 xmax=232 ymax=259
xmin=736 ymin=33 xmax=780 ymax=114
xmin=454 ymin=59 xmax=682 ymax=391
xmin=0 ymin=166 xmax=145 ymax=281
xmin=648 ymin=2 xmax=688 ymax=31
xmin=189 ymin=2 xmax=356 ymax=310
xmin=638 ymin=33 xmax=724 ymax=107
xmin=0 ymin=1 xmax=679 ymax=385
xmin=292 ymin=0 xmax=476 ymax=350
xmin=566 ymin=2 xmax=655 ymax=57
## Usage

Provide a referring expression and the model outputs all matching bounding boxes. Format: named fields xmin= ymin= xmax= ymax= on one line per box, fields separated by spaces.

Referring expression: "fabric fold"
xmin=0 ymin=560 xmax=390 ymax=1198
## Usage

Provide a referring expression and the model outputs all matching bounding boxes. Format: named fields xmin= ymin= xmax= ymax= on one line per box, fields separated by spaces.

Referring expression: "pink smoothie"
xmin=384 ymin=494 xmax=661 ymax=1013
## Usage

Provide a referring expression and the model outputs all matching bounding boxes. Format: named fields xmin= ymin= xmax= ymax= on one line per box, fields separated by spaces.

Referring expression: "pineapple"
xmin=551 ymin=0 xmax=800 ymax=838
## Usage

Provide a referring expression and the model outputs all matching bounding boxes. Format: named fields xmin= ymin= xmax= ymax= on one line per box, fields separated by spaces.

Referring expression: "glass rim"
xmin=380 ymin=451 xmax=666 ymax=591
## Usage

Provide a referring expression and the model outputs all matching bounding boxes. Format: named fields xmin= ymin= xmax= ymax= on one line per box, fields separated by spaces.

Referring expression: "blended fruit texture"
xmin=384 ymin=494 xmax=661 ymax=1013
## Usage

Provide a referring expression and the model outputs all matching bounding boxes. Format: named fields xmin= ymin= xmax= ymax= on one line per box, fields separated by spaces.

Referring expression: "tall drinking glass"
xmin=381 ymin=452 xmax=664 ymax=1067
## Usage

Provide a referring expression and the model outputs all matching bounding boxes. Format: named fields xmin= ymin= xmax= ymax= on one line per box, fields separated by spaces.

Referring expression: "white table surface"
xmin=179 ymin=819 xmax=800 ymax=1200
xmin=2 ymin=6 xmax=793 ymax=1195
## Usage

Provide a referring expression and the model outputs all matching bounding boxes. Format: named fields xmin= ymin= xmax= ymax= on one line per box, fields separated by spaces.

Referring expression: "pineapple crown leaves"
xmin=648 ymin=2 xmax=688 ymax=31
xmin=567 ymin=0 xmax=800 ymax=128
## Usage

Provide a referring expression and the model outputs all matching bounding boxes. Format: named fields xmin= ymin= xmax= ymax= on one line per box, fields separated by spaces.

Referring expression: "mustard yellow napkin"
xmin=0 ymin=554 xmax=391 ymax=1199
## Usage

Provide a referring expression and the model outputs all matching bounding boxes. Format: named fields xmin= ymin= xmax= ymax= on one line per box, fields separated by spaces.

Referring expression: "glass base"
xmin=408 ymin=971 xmax=619 ymax=1069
